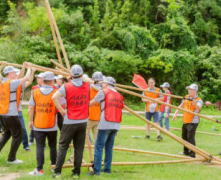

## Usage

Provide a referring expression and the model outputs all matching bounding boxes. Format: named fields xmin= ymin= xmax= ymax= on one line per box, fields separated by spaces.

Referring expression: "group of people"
xmin=0 ymin=61 xmax=203 ymax=178
xmin=143 ymin=78 xmax=203 ymax=158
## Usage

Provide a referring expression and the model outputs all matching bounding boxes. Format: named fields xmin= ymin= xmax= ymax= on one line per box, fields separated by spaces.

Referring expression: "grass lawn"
xmin=1 ymin=106 xmax=221 ymax=180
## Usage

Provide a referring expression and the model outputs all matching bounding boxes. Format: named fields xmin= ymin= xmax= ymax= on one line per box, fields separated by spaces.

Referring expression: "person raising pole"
xmin=0 ymin=63 xmax=32 ymax=164
xmin=142 ymin=78 xmax=164 ymax=141
xmin=52 ymin=65 xmax=90 ymax=179
xmin=88 ymin=77 xmax=124 ymax=175
xmin=173 ymin=84 xmax=203 ymax=158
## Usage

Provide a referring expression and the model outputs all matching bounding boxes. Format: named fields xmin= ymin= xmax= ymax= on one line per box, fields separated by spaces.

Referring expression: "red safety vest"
xmin=103 ymin=89 xmax=124 ymax=123
xmin=160 ymin=91 xmax=172 ymax=112
xmin=32 ymin=85 xmax=40 ymax=90
xmin=65 ymin=82 xmax=90 ymax=120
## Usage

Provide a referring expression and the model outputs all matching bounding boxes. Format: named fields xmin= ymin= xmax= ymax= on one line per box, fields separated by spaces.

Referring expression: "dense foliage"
xmin=0 ymin=0 xmax=221 ymax=102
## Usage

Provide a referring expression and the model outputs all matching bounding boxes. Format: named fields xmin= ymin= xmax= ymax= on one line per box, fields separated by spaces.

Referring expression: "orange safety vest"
xmin=103 ymin=89 xmax=124 ymax=123
xmin=16 ymin=85 xmax=22 ymax=112
xmin=0 ymin=80 xmax=11 ymax=115
xmin=33 ymin=88 xmax=57 ymax=129
xmin=183 ymin=95 xmax=201 ymax=124
xmin=144 ymin=87 xmax=160 ymax=112
xmin=88 ymin=87 xmax=101 ymax=121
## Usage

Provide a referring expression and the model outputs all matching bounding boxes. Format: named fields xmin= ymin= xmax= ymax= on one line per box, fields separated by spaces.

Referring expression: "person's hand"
xmin=60 ymin=109 xmax=67 ymax=117
xmin=29 ymin=121 xmax=34 ymax=130
xmin=23 ymin=61 xmax=28 ymax=67
xmin=27 ymin=63 xmax=32 ymax=69
xmin=32 ymin=67 xmax=37 ymax=72
xmin=173 ymin=114 xmax=177 ymax=121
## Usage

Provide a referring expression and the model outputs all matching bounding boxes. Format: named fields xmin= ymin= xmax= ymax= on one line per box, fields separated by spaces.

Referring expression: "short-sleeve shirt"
xmin=94 ymin=86 xmax=122 ymax=130
xmin=58 ymin=78 xmax=88 ymax=125
xmin=1 ymin=78 xmax=21 ymax=116
xmin=29 ymin=85 xmax=57 ymax=131
xmin=181 ymin=95 xmax=203 ymax=124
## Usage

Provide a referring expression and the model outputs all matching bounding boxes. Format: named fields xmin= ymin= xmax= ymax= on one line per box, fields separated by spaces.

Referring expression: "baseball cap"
xmin=160 ymin=82 xmax=170 ymax=88
xmin=186 ymin=84 xmax=198 ymax=91
xmin=3 ymin=66 xmax=18 ymax=75
xmin=101 ymin=76 xmax=116 ymax=86
xmin=92 ymin=72 xmax=103 ymax=81
xmin=43 ymin=71 xmax=55 ymax=81
xmin=35 ymin=73 xmax=45 ymax=79
xmin=55 ymin=75 xmax=63 ymax=80
xmin=71 ymin=65 xmax=83 ymax=77
xmin=15 ymin=68 xmax=21 ymax=76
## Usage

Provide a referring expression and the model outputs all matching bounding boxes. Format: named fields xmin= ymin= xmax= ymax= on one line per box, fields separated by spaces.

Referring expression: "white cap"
xmin=43 ymin=71 xmax=55 ymax=81
xmin=160 ymin=82 xmax=170 ymax=88
xmin=92 ymin=72 xmax=103 ymax=81
xmin=71 ymin=65 xmax=83 ymax=77
xmin=35 ymin=73 xmax=45 ymax=79
xmin=3 ymin=66 xmax=18 ymax=75
xmin=186 ymin=84 xmax=198 ymax=91
xmin=55 ymin=75 xmax=63 ymax=80
xmin=101 ymin=76 xmax=116 ymax=86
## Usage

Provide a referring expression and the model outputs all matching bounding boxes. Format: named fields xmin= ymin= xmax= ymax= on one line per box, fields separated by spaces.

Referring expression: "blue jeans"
xmin=94 ymin=130 xmax=118 ymax=175
xmin=0 ymin=120 xmax=2 ymax=130
xmin=159 ymin=110 xmax=170 ymax=131
xmin=18 ymin=111 xmax=29 ymax=149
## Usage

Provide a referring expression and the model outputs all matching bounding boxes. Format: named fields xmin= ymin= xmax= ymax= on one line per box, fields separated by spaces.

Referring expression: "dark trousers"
xmin=34 ymin=131 xmax=57 ymax=171
xmin=182 ymin=123 xmax=198 ymax=157
xmin=57 ymin=112 xmax=64 ymax=131
xmin=54 ymin=122 xmax=87 ymax=175
xmin=0 ymin=116 xmax=22 ymax=161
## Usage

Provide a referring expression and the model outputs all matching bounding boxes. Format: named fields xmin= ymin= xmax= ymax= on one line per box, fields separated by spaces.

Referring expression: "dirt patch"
xmin=0 ymin=173 xmax=21 ymax=180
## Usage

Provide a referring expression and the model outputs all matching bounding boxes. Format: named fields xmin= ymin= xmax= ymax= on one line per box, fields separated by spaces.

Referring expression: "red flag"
xmin=132 ymin=74 xmax=148 ymax=89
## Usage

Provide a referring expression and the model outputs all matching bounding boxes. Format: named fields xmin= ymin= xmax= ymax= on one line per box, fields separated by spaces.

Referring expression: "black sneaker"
xmin=52 ymin=172 xmax=61 ymax=179
xmin=145 ymin=135 xmax=150 ymax=139
xmin=157 ymin=135 xmax=163 ymax=141
xmin=71 ymin=173 xmax=80 ymax=179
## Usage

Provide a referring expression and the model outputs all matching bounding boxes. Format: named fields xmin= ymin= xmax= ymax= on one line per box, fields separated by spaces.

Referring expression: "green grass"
xmin=1 ymin=108 xmax=221 ymax=180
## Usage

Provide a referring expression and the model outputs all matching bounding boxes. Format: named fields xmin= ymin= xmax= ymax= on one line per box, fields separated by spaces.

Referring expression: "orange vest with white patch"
xmin=144 ymin=88 xmax=160 ymax=112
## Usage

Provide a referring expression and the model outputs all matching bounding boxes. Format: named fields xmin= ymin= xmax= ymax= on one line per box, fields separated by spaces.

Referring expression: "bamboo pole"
xmin=0 ymin=61 xmax=69 ymax=76
xmin=81 ymin=145 xmax=192 ymax=159
xmin=85 ymin=135 xmax=94 ymax=163
xmin=82 ymin=159 xmax=93 ymax=173
xmin=45 ymin=4 xmax=63 ymax=68
xmin=44 ymin=0 xmax=71 ymax=70
xmin=51 ymin=158 xmax=205 ymax=168
xmin=50 ymin=59 xmax=70 ymax=73
xmin=115 ymin=87 xmax=221 ymax=124
xmin=120 ymin=125 xmax=221 ymax=137
xmin=123 ymin=105 xmax=221 ymax=163
xmin=115 ymin=83 xmax=183 ymax=99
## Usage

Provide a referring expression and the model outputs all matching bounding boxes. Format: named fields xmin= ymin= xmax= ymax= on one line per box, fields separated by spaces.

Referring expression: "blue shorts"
xmin=145 ymin=112 xmax=159 ymax=123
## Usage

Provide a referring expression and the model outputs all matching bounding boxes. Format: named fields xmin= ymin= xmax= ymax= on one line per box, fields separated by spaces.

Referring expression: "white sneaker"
xmin=29 ymin=169 xmax=44 ymax=176
xmin=7 ymin=159 xmax=23 ymax=164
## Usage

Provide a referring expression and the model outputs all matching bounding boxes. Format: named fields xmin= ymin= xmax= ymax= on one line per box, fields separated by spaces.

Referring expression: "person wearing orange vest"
xmin=142 ymin=78 xmax=164 ymax=141
xmin=0 ymin=63 xmax=31 ymax=164
xmin=88 ymin=77 xmax=124 ymax=175
xmin=28 ymin=71 xmax=58 ymax=176
xmin=52 ymin=65 xmax=90 ymax=179
xmin=173 ymin=84 xmax=203 ymax=158
xmin=28 ymin=72 xmax=44 ymax=146
xmin=87 ymin=72 xmax=103 ymax=143
xmin=159 ymin=82 xmax=172 ymax=131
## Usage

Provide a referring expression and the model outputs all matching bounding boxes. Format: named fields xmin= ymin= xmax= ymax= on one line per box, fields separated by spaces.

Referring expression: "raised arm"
xmin=19 ymin=63 xmax=32 ymax=86
xmin=25 ymin=68 xmax=36 ymax=88
xmin=17 ymin=62 xmax=28 ymax=79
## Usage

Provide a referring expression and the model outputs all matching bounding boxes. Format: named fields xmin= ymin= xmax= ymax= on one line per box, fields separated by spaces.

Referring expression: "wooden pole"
xmin=85 ymin=135 xmax=94 ymax=163
xmin=51 ymin=158 xmax=206 ymax=168
xmin=44 ymin=0 xmax=71 ymax=70
xmin=115 ymin=87 xmax=221 ymax=124
xmin=50 ymin=59 xmax=70 ymax=73
xmin=123 ymin=105 xmax=221 ymax=163
xmin=115 ymin=83 xmax=183 ymax=100
xmin=0 ymin=61 xmax=69 ymax=76
xmin=45 ymin=4 xmax=63 ymax=68
xmin=81 ymin=145 xmax=192 ymax=159
xmin=120 ymin=125 xmax=221 ymax=137
xmin=82 ymin=159 xmax=93 ymax=173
